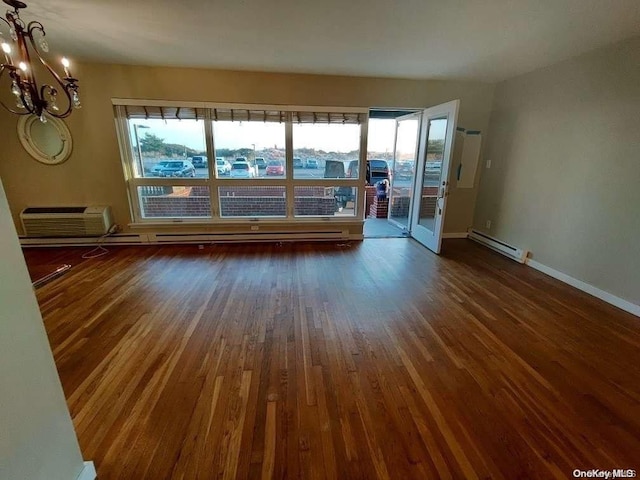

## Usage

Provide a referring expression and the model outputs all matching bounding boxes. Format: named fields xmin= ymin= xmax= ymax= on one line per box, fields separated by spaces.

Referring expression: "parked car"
xmin=191 ymin=156 xmax=208 ymax=168
xmin=255 ymin=157 xmax=267 ymax=170
xmin=425 ymin=161 xmax=442 ymax=179
xmin=346 ymin=160 xmax=359 ymax=178
xmin=396 ymin=161 xmax=413 ymax=179
xmin=216 ymin=158 xmax=231 ymax=176
xmin=324 ymin=160 xmax=345 ymax=179
xmin=293 ymin=157 xmax=303 ymax=168
xmin=366 ymin=159 xmax=391 ymax=185
xmin=158 ymin=160 xmax=196 ymax=177
xmin=235 ymin=156 xmax=248 ymax=163
xmin=230 ymin=161 xmax=255 ymax=178
xmin=266 ymin=160 xmax=284 ymax=176
xmin=305 ymin=158 xmax=319 ymax=169
xmin=151 ymin=161 xmax=171 ymax=176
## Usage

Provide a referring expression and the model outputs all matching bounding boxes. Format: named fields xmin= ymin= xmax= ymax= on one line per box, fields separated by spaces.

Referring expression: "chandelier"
xmin=0 ymin=0 xmax=80 ymax=121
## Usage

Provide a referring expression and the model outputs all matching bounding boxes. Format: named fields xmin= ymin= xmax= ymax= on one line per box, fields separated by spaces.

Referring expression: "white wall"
xmin=0 ymin=180 xmax=87 ymax=480
xmin=474 ymin=36 xmax=640 ymax=307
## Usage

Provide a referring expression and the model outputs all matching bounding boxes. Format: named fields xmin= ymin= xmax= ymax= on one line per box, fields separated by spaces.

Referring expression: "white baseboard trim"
xmin=442 ymin=232 xmax=469 ymax=239
xmin=526 ymin=259 xmax=640 ymax=317
xmin=76 ymin=461 xmax=96 ymax=480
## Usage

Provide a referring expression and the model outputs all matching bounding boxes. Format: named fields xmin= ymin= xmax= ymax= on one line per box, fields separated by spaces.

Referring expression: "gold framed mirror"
xmin=17 ymin=115 xmax=73 ymax=165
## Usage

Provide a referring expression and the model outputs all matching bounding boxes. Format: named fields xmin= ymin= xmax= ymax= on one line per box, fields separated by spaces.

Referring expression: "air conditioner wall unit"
xmin=20 ymin=206 xmax=114 ymax=237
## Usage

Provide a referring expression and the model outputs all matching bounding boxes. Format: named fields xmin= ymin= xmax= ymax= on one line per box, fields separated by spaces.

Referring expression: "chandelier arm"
xmin=40 ymin=82 xmax=71 ymax=117
xmin=25 ymin=25 xmax=75 ymax=117
xmin=0 ymin=96 xmax=31 ymax=114
xmin=26 ymin=31 xmax=68 ymax=89
xmin=26 ymin=19 xmax=43 ymax=37
xmin=54 ymin=83 xmax=75 ymax=117
xmin=0 ymin=65 xmax=31 ymax=114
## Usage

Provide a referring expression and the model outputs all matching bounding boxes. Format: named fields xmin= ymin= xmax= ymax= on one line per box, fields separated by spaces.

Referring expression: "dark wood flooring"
xmin=22 ymin=239 xmax=640 ymax=479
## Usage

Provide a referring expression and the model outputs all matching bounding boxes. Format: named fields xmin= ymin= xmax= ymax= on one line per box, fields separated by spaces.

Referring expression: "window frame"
xmin=113 ymin=101 xmax=368 ymax=225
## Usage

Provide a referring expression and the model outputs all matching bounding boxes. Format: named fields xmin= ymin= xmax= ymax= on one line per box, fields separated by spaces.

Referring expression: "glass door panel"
xmin=410 ymin=100 xmax=459 ymax=253
xmin=388 ymin=113 xmax=421 ymax=229
xmin=417 ymin=117 xmax=447 ymax=233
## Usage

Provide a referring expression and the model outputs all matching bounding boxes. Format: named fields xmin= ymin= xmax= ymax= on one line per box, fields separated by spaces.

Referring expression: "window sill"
xmin=128 ymin=217 xmax=364 ymax=228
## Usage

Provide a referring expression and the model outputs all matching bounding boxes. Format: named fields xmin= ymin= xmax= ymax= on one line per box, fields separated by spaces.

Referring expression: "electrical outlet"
xmin=486 ymin=159 xmax=492 ymax=169
xmin=250 ymin=225 xmax=259 ymax=231
xmin=486 ymin=220 xmax=491 ymax=229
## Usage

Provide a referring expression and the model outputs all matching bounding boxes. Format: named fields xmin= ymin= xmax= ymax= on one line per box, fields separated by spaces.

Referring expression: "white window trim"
xmin=114 ymin=102 xmax=368 ymax=224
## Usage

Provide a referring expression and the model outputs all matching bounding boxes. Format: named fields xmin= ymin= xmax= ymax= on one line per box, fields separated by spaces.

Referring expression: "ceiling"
xmin=13 ymin=0 xmax=640 ymax=82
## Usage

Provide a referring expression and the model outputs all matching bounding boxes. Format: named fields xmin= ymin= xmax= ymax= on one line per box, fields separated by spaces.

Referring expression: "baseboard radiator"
xmin=468 ymin=229 xmax=528 ymax=263
xmin=148 ymin=231 xmax=349 ymax=244
xmin=20 ymin=230 xmax=351 ymax=247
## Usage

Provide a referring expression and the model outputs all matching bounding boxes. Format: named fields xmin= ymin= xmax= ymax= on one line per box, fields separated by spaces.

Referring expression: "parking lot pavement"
xmin=189 ymin=168 xmax=440 ymax=185
xmin=194 ymin=167 xmax=327 ymax=179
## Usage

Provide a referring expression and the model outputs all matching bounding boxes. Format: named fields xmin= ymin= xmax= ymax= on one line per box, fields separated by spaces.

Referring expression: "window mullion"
xmin=285 ymin=113 xmax=294 ymax=218
xmin=358 ymin=117 xmax=369 ymax=219
xmin=204 ymin=109 xmax=218 ymax=218
xmin=114 ymin=106 xmax=141 ymax=222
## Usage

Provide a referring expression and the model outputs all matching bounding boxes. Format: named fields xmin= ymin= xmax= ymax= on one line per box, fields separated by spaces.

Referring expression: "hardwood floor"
xmin=23 ymin=239 xmax=640 ymax=479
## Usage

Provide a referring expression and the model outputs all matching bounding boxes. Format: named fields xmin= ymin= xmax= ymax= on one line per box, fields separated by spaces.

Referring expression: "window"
xmin=212 ymin=110 xmax=286 ymax=179
xmin=125 ymin=111 xmax=208 ymax=179
xmin=292 ymin=122 xmax=361 ymax=180
xmin=115 ymin=103 xmax=366 ymax=223
xmin=294 ymin=186 xmax=357 ymax=217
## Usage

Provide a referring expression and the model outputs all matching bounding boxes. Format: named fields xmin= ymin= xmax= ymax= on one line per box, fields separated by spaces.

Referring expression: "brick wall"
xmin=389 ymin=187 xmax=438 ymax=218
xmin=294 ymin=197 xmax=336 ymax=216
xmin=368 ymin=198 xmax=389 ymax=218
xmin=140 ymin=185 xmax=338 ymax=217
xmin=365 ymin=186 xmax=376 ymax=214
xmin=390 ymin=196 xmax=411 ymax=218
xmin=142 ymin=195 xmax=211 ymax=217
xmin=220 ymin=196 xmax=286 ymax=216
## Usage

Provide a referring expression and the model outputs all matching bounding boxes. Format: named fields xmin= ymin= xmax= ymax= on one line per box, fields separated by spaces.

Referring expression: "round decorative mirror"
xmin=17 ymin=115 xmax=73 ymax=165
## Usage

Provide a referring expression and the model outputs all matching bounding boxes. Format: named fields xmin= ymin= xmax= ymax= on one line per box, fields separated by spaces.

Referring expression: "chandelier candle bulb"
xmin=1 ymin=42 xmax=12 ymax=64
xmin=61 ymin=57 xmax=70 ymax=77
xmin=18 ymin=61 xmax=26 ymax=71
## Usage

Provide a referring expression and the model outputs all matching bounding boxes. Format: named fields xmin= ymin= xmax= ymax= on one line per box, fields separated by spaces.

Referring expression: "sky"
xmin=130 ymin=117 xmax=446 ymax=154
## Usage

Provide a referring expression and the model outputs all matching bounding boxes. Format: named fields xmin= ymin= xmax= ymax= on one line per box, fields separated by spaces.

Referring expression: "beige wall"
xmin=0 ymin=180 xmax=86 ymax=480
xmin=474 ymin=36 xmax=640 ymax=306
xmin=0 ymin=64 xmax=494 ymax=235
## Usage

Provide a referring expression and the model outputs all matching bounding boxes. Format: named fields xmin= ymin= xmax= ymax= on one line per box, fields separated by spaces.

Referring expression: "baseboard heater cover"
xmin=21 ymin=230 xmax=352 ymax=246
xmin=468 ymin=229 xmax=528 ymax=263
xmin=149 ymin=230 xmax=349 ymax=243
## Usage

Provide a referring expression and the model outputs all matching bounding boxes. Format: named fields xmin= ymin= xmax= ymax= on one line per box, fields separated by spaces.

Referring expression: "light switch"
xmin=486 ymin=159 xmax=492 ymax=169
